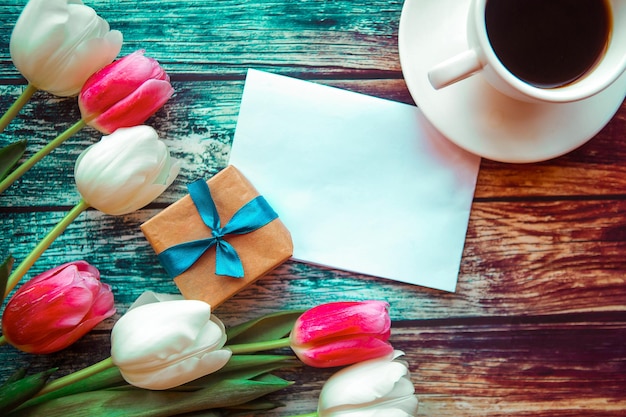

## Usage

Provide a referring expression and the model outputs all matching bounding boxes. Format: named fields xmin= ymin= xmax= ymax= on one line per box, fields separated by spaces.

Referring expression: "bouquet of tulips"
xmin=0 ymin=0 xmax=178 ymax=295
xmin=0 ymin=1 xmax=419 ymax=416
xmin=0 ymin=282 xmax=417 ymax=416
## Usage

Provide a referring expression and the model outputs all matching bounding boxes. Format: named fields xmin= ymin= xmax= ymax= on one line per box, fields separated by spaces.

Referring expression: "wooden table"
xmin=1 ymin=1 xmax=625 ymax=416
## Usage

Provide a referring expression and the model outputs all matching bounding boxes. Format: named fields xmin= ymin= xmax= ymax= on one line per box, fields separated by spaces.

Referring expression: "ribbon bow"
xmin=157 ymin=179 xmax=278 ymax=278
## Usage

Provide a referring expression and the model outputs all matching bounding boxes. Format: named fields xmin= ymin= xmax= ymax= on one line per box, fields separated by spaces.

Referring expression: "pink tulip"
xmin=78 ymin=50 xmax=174 ymax=134
xmin=290 ymin=300 xmax=393 ymax=368
xmin=1 ymin=260 xmax=116 ymax=354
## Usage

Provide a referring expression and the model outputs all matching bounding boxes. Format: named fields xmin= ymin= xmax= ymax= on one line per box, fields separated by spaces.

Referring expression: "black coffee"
xmin=485 ymin=0 xmax=611 ymax=88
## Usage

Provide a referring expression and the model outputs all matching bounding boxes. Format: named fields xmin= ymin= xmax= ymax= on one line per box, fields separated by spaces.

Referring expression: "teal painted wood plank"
xmin=0 ymin=0 xmax=403 ymax=79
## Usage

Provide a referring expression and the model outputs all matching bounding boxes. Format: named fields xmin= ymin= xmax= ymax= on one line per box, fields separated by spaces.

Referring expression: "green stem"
xmin=0 ymin=119 xmax=86 ymax=194
xmin=35 ymin=357 xmax=115 ymax=397
xmin=285 ymin=413 xmax=318 ymax=417
xmin=227 ymin=337 xmax=292 ymax=354
xmin=4 ymin=199 xmax=90 ymax=298
xmin=0 ymin=83 xmax=38 ymax=133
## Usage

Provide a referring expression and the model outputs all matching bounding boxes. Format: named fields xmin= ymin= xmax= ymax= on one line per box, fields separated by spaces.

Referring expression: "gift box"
xmin=141 ymin=165 xmax=293 ymax=307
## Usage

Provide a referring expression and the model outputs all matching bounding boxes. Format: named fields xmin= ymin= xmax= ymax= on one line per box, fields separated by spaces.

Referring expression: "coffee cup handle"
xmin=427 ymin=49 xmax=482 ymax=90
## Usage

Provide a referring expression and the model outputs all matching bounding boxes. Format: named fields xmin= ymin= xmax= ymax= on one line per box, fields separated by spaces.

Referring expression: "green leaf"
xmin=218 ymin=354 xmax=298 ymax=373
xmin=253 ymin=373 xmax=291 ymax=384
xmin=167 ymin=411 xmax=223 ymax=417
xmin=0 ymin=369 xmax=27 ymax=389
xmin=192 ymin=356 xmax=300 ymax=389
xmin=9 ymin=377 xmax=293 ymax=417
xmin=0 ymin=368 xmax=56 ymax=415
xmin=108 ymin=355 xmax=299 ymax=393
xmin=17 ymin=366 xmax=125 ymax=410
xmin=226 ymin=310 xmax=303 ymax=344
xmin=0 ymin=254 xmax=14 ymax=304
xmin=225 ymin=399 xmax=285 ymax=411
xmin=0 ymin=140 xmax=27 ymax=181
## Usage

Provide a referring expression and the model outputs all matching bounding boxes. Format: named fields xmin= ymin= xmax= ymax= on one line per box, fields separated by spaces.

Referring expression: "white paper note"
xmin=228 ymin=69 xmax=480 ymax=292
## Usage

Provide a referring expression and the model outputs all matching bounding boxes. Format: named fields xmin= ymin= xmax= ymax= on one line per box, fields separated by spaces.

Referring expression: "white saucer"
xmin=398 ymin=0 xmax=626 ymax=163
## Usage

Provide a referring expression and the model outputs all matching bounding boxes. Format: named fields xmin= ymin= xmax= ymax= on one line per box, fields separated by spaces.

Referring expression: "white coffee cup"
xmin=427 ymin=0 xmax=626 ymax=103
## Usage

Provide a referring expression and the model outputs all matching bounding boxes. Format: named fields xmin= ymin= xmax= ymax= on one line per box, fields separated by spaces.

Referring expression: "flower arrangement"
xmin=2 ymin=0 xmax=122 ymax=131
xmin=0 ymin=1 xmax=419 ymax=416
xmin=0 ymin=294 xmax=418 ymax=416
xmin=0 ymin=50 xmax=175 ymax=194
xmin=0 ymin=0 xmax=125 ymax=189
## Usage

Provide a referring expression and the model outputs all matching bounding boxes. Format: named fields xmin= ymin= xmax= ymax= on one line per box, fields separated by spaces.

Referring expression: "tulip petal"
xmin=289 ymin=301 xmax=392 ymax=367
xmin=110 ymin=157 xmax=179 ymax=214
xmin=318 ymin=351 xmax=417 ymax=416
xmin=24 ymin=260 xmax=97 ymax=286
xmin=47 ymin=287 xmax=97 ymax=327
xmin=35 ymin=312 xmax=115 ymax=354
xmin=291 ymin=301 xmax=391 ymax=345
xmin=45 ymin=30 xmax=123 ymax=96
xmin=79 ymin=50 xmax=169 ymax=118
xmin=293 ymin=334 xmax=394 ymax=368
xmin=4 ymin=266 xmax=96 ymax=332
xmin=111 ymin=299 xmax=231 ymax=390
xmin=86 ymin=283 xmax=117 ymax=319
xmin=119 ymin=349 xmax=233 ymax=390
xmin=11 ymin=1 xmax=72 ymax=72
xmin=128 ymin=291 xmax=184 ymax=309
xmin=320 ymin=405 xmax=417 ymax=417
xmin=1 ymin=261 xmax=115 ymax=353
xmin=74 ymin=125 xmax=179 ymax=215
xmin=88 ymin=79 xmax=174 ymax=134
xmin=78 ymin=50 xmax=173 ymax=132
xmin=111 ymin=300 xmax=224 ymax=367
xmin=10 ymin=0 xmax=122 ymax=96
xmin=322 ymin=361 xmax=413 ymax=405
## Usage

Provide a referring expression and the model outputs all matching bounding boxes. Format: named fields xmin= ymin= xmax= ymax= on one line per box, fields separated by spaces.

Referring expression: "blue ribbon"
xmin=157 ymin=179 xmax=278 ymax=278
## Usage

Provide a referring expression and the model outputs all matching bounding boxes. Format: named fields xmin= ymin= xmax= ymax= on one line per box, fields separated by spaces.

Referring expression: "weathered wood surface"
xmin=1 ymin=0 xmax=626 ymax=416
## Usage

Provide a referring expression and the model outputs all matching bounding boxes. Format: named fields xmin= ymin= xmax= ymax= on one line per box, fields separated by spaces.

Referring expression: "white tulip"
xmin=10 ymin=0 xmax=122 ymax=96
xmin=74 ymin=125 xmax=179 ymax=215
xmin=317 ymin=350 xmax=418 ymax=417
xmin=110 ymin=292 xmax=232 ymax=390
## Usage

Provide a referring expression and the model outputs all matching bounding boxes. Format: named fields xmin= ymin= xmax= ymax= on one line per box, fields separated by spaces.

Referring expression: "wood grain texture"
xmin=0 ymin=0 xmax=625 ymax=415
xmin=1 ymin=318 xmax=623 ymax=416
xmin=1 ymin=84 xmax=624 ymax=207
xmin=2 ymin=199 xmax=626 ymax=321
xmin=0 ymin=0 xmax=403 ymax=78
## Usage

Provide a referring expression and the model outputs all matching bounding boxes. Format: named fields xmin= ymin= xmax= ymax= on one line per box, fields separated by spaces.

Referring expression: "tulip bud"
xmin=74 ymin=125 xmax=180 ymax=215
xmin=78 ymin=50 xmax=174 ymax=134
xmin=10 ymin=0 xmax=123 ymax=97
xmin=290 ymin=301 xmax=393 ymax=368
xmin=1 ymin=261 xmax=116 ymax=354
xmin=317 ymin=351 xmax=419 ymax=417
xmin=110 ymin=295 xmax=232 ymax=390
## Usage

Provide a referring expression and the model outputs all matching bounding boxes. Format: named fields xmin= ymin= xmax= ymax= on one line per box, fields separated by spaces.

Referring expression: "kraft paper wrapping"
xmin=140 ymin=165 xmax=293 ymax=307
